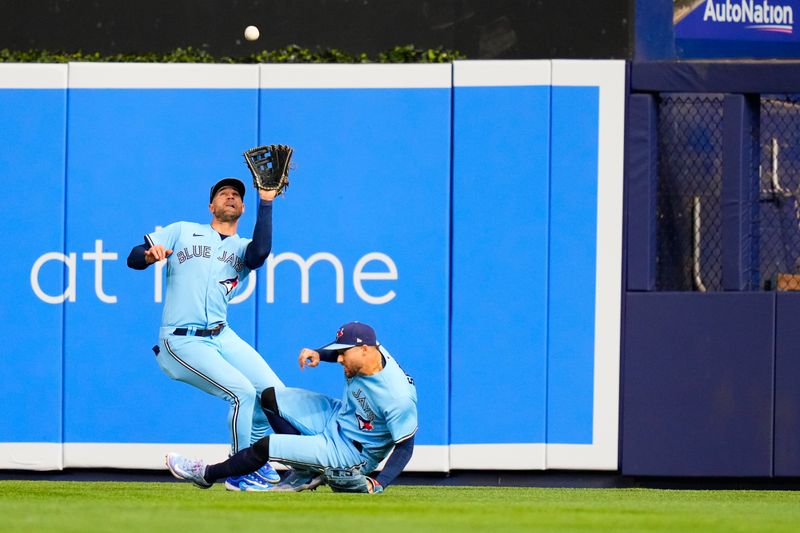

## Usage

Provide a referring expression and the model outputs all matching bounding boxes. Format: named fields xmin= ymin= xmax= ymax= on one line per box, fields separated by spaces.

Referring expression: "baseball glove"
xmin=243 ymin=144 xmax=294 ymax=196
xmin=323 ymin=466 xmax=381 ymax=493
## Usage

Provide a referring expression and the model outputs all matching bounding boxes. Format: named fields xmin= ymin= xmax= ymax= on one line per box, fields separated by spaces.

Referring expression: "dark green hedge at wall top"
xmin=0 ymin=45 xmax=466 ymax=63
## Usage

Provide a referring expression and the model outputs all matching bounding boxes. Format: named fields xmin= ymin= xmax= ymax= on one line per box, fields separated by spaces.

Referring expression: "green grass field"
xmin=2 ymin=481 xmax=800 ymax=532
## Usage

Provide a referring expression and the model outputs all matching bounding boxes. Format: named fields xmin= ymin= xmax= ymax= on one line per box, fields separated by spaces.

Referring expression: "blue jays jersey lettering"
xmin=337 ymin=346 xmax=418 ymax=469
xmin=146 ymin=221 xmax=252 ymax=329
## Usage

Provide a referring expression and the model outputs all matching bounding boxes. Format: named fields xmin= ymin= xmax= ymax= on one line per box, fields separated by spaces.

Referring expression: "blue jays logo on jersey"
xmin=356 ymin=413 xmax=374 ymax=431
xmin=352 ymin=388 xmax=377 ymax=431
xmin=219 ymin=276 xmax=239 ymax=295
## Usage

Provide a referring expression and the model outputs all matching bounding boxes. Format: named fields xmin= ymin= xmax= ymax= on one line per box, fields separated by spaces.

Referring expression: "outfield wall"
xmin=0 ymin=61 xmax=625 ymax=472
xmin=622 ymin=61 xmax=800 ymax=478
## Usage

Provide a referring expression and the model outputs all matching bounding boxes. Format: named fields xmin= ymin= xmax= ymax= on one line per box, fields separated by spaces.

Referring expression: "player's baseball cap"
xmin=210 ymin=177 xmax=246 ymax=202
xmin=321 ymin=322 xmax=378 ymax=350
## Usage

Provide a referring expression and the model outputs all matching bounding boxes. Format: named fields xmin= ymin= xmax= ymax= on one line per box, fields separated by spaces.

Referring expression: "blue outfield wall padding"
xmin=547 ymin=85 xmax=599 ymax=444
xmin=721 ymin=94 xmax=760 ymax=291
xmin=622 ymin=292 xmax=775 ymax=477
xmin=775 ymin=293 xmax=800 ymax=476
xmin=255 ymin=86 xmax=452 ymax=450
xmin=64 ymin=87 xmax=260 ymax=444
xmin=633 ymin=0 xmax=675 ymax=61
xmin=451 ymin=84 xmax=550 ymax=446
xmin=677 ymin=39 xmax=800 ymax=60
xmin=0 ymin=88 xmax=66 ymax=444
xmin=625 ymin=94 xmax=658 ymax=291
xmin=0 ymin=62 xmax=626 ymax=472
xmin=631 ymin=61 xmax=800 ymax=94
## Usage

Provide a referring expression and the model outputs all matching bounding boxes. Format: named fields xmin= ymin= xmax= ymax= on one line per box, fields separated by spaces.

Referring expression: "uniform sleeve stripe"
xmin=144 ymin=234 xmax=155 ymax=248
xmin=395 ymin=427 xmax=417 ymax=444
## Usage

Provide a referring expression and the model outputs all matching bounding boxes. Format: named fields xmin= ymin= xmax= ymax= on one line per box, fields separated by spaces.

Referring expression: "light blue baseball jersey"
xmin=337 ymin=346 xmax=418 ymax=470
xmin=146 ymin=221 xmax=251 ymax=328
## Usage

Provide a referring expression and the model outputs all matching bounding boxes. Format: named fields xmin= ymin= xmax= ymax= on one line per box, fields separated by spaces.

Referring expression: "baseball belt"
xmin=172 ymin=324 xmax=226 ymax=337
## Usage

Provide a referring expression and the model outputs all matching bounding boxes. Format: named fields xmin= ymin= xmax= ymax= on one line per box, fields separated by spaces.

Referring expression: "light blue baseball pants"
xmin=268 ymin=387 xmax=363 ymax=471
xmin=157 ymin=326 xmax=283 ymax=453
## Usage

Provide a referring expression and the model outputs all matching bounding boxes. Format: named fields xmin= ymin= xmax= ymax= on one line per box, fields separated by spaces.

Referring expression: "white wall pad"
xmin=370 ymin=445 xmax=449 ymax=473
xmin=68 ymin=63 xmax=259 ymax=89
xmin=546 ymin=443 xmax=618 ymax=471
xmin=259 ymin=63 xmax=452 ymax=89
xmin=400 ymin=445 xmax=449 ymax=472
xmin=61 ymin=443 xmax=449 ymax=472
xmin=63 ymin=443 xmax=232 ymax=470
xmin=450 ymin=444 xmax=547 ymax=470
xmin=0 ymin=443 xmax=63 ymax=470
xmin=0 ymin=64 xmax=68 ymax=88
xmin=548 ymin=59 xmax=626 ymax=471
xmin=453 ymin=60 xmax=551 ymax=87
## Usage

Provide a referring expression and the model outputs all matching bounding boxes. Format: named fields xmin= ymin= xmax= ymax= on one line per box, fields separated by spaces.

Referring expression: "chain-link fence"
xmin=759 ymin=94 xmax=800 ymax=291
xmin=652 ymin=93 xmax=800 ymax=292
xmin=656 ymin=94 xmax=725 ymax=291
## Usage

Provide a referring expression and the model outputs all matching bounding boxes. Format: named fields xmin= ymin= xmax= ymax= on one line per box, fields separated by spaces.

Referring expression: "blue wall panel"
xmin=775 ymin=293 xmax=800 ymax=476
xmin=0 ymin=88 xmax=66 ymax=443
xmin=255 ymin=87 xmax=452 ymax=448
xmin=63 ymin=88 xmax=258 ymax=443
xmin=625 ymin=93 xmax=658 ymax=291
xmin=450 ymin=85 xmax=551 ymax=445
xmin=0 ymin=62 xmax=626 ymax=472
xmin=622 ymin=292 xmax=775 ymax=476
xmin=548 ymin=86 xmax=599 ymax=444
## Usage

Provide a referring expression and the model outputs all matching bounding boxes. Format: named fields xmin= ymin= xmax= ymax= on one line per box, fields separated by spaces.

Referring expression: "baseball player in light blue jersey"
xmin=166 ymin=322 xmax=418 ymax=493
xmin=127 ymin=177 xmax=283 ymax=491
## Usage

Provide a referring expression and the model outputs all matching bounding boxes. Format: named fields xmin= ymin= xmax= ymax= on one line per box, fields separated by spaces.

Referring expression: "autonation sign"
xmin=704 ymin=0 xmax=794 ymax=30
xmin=677 ymin=0 xmax=799 ymax=41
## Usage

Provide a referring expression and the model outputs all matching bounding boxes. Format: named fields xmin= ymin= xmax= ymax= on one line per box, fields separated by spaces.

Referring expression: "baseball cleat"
xmin=252 ymin=463 xmax=281 ymax=485
xmin=224 ymin=474 xmax=273 ymax=492
xmin=165 ymin=452 xmax=212 ymax=489
xmin=271 ymin=468 xmax=324 ymax=492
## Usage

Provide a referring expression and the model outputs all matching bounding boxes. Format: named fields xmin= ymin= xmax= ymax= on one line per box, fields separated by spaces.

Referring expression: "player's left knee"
xmin=260 ymin=387 xmax=279 ymax=414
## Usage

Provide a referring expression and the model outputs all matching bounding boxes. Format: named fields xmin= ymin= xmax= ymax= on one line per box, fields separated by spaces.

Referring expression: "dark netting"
xmin=759 ymin=94 xmax=800 ymax=291
xmin=656 ymin=94 xmax=724 ymax=291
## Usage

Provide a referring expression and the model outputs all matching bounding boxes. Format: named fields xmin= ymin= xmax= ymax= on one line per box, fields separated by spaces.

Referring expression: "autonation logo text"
xmin=703 ymin=0 xmax=794 ymax=33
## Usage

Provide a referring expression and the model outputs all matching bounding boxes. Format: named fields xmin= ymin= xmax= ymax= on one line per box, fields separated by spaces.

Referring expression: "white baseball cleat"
xmin=165 ymin=452 xmax=213 ymax=489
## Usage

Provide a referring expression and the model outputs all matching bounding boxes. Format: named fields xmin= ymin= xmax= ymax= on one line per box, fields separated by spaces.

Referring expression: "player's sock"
xmin=205 ymin=437 xmax=270 ymax=482
xmin=265 ymin=411 xmax=301 ymax=435
xmin=261 ymin=387 xmax=301 ymax=435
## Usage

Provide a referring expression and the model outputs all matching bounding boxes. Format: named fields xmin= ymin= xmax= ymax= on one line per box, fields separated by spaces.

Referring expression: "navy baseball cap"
xmin=210 ymin=177 xmax=246 ymax=202
xmin=321 ymin=322 xmax=378 ymax=350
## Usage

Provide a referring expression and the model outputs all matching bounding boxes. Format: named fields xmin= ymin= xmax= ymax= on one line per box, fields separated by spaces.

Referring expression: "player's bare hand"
xmin=298 ymin=348 xmax=320 ymax=370
xmin=144 ymin=245 xmax=173 ymax=264
xmin=258 ymin=189 xmax=278 ymax=202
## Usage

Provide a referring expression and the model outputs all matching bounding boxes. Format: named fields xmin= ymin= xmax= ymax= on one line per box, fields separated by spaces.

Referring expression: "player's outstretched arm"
xmin=244 ymin=198 xmax=274 ymax=270
xmin=127 ymin=242 xmax=172 ymax=270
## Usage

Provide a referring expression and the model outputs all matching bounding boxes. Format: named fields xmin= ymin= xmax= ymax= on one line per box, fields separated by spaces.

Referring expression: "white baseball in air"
xmin=244 ymin=25 xmax=260 ymax=41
